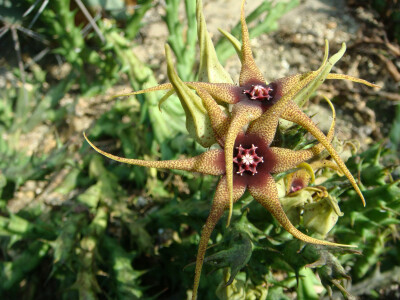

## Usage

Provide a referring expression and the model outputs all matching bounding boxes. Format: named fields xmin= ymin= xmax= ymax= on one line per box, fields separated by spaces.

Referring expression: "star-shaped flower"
xmin=84 ymin=92 xmax=345 ymax=299
xmin=85 ymin=0 xmax=379 ymax=298
xmin=114 ymin=0 xmax=378 ymax=227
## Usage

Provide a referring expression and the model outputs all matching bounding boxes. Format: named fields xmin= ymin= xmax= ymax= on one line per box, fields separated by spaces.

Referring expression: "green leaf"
xmin=102 ymin=236 xmax=144 ymax=299
xmin=77 ymin=183 xmax=101 ymax=209
xmin=196 ymin=0 xmax=233 ymax=84
xmin=297 ymin=268 xmax=319 ymax=300
xmin=0 ymin=241 xmax=49 ymax=291
xmin=292 ymin=41 xmax=346 ymax=108
xmin=165 ymin=44 xmax=216 ymax=147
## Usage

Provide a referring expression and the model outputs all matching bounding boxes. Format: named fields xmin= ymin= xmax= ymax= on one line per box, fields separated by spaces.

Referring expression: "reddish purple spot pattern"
xmin=233 ymin=144 xmax=264 ymax=176
xmin=243 ymin=84 xmax=273 ymax=101
xmin=232 ymin=133 xmax=277 ymax=188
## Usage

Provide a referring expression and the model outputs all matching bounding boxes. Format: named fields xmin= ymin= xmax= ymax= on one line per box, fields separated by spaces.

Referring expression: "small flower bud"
xmin=303 ymin=196 xmax=343 ymax=236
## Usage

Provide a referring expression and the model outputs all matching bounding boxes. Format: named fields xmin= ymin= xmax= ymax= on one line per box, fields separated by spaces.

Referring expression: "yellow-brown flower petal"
xmin=192 ymin=176 xmax=246 ymax=300
xmin=186 ymin=84 xmax=231 ymax=144
xmin=224 ymin=103 xmax=263 ymax=226
xmin=112 ymin=83 xmax=173 ymax=99
xmin=247 ymin=72 xmax=318 ymax=143
xmin=270 ymin=96 xmax=336 ymax=174
xmin=285 ymin=163 xmax=315 ymax=194
xmin=188 ymin=82 xmax=243 ymax=104
xmin=247 ymin=174 xmax=356 ymax=247
xmin=326 ymin=73 xmax=380 ymax=88
xmin=239 ymin=0 xmax=266 ymax=86
xmin=281 ymin=101 xmax=366 ymax=206
xmin=84 ymin=133 xmax=225 ymax=175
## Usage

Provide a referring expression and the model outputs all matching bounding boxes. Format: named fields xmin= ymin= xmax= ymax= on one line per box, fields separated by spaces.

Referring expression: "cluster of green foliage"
xmin=0 ymin=0 xmax=399 ymax=299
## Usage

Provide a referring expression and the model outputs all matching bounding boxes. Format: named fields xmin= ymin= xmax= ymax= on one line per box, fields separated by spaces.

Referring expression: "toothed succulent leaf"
xmin=204 ymin=231 xmax=252 ymax=287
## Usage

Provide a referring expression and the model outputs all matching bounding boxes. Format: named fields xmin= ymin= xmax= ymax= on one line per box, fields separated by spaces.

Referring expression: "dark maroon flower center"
xmin=232 ymin=134 xmax=277 ymax=187
xmin=243 ymin=84 xmax=273 ymax=101
xmin=233 ymin=144 xmax=264 ymax=176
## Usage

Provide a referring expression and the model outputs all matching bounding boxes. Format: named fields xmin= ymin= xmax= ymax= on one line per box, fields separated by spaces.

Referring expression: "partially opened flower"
xmin=282 ymin=160 xmax=346 ymax=236
xmin=285 ymin=159 xmax=343 ymax=195
xmin=115 ymin=0 xmax=379 ymax=226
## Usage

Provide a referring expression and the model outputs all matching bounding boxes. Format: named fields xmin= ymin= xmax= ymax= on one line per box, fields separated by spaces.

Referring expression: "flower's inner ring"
xmin=243 ymin=84 xmax=273 ymax=101
xmin=233 ymin=144 xmax=264 ymax=176
xmin=290 ymin=179 xmax=305 ymax=193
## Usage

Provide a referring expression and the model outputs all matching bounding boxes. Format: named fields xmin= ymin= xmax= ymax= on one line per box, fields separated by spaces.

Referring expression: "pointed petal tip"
xmin=83 ymin=131 xmax=136 ymax=165
xmin=301 ymin=232 xmax=358 ymax=248
xmin=225 ymin=209 xmax=232 ymax=228
xmin=241 ymin=0 xmax=245 ymax=12
xmin=83 ymin=131 xmax=91 ymax=145
xmin=304 ymin=240 xmax=357 ymax=248
xmin=327 ymin=73 xmax=381 ymax=89
xmin=164 ymin=43 xmax=173 ymax=58
xmin=110 ymin=92 xmax=134 ymax=99
xmin=110 ymin=82 xmax=174 ymax=100
xmin=333 ymin=243 xmax=358 ymax=248
xmin=83 ymin=132 xmax=104 ymax=156
xmin=355 ymin=184 xmax=366 ymax=206
xmin=371 ymin=82 xmax=382 ymax=89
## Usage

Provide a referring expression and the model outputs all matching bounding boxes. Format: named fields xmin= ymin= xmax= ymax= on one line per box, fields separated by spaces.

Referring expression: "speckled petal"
xmin=189 ymin=82 xmax=243 ymax=104
xmin=248 ymin=174 xmax=355 ymax=247
xmin=246 ymin=107 xmax=280 ymax=146
xmin=192 ymin=176 xmax=246 ymax=300
xmin=238 ymin=0 xmax=266 ymax=86
xmin=111 ymin=83 xmax=173 ymax=99
xmin=186 ymin=83 xmax=231 ymax=144
xmin=270 ymin=96 xmax=336 ymax=173
xmin=326 ymin=73 xmax=380 ymax=88
xmin=281 ymin=101 xmax=366 ymax=206
xmin=224 ymin=103 xmax=263 ymax=226
xmin=247 ymin=72 xmax=318 ymax=143
xmin=84 ymin=133 xmax=225 ymax=175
